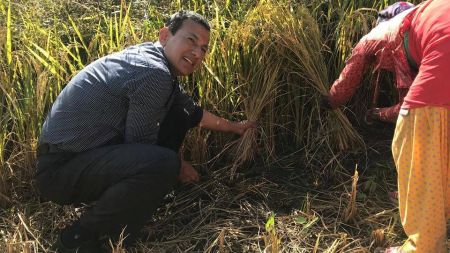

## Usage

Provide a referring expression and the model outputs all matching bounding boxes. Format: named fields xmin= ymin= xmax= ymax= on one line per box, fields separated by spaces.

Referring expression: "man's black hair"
xmin=165 ymin=10 xmax=210 ymax=35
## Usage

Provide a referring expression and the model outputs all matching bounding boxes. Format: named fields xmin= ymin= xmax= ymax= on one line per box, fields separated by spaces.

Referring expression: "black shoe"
xmin=51 ymin=232 xmax=106 ymax=253
xmin=51 ymin=221 xmax=107 ymax=253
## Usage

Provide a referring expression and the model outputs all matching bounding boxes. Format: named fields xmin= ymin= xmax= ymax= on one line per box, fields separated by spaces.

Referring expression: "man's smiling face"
xmin=159 ymin=19 xmax=210 ymax=76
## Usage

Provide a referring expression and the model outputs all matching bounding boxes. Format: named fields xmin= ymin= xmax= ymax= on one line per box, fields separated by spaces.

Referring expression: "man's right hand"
xmin=231 ymin=120 xmax=256 ymax=136
xmin=178 ymin=160 xmax=199 ymax=183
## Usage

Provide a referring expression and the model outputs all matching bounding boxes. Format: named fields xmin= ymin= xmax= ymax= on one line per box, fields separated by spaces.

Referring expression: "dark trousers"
xmin=35 ymin=106 xmax=194 ymax=244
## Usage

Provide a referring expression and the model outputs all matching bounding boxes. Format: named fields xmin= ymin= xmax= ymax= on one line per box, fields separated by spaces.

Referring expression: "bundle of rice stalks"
xmin=212 ymin=15 xmax=284 ymax=177
xmin=221 ymin=1 xmax=363 ymax=177
xmin=229 ymin=51 xmax=282 ymax=176
xmin=258 ymin=2 xmax=363 ymax=152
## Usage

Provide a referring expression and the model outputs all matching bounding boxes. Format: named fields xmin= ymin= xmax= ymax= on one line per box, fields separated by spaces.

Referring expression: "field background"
xmin=0 ymin=0 xmax=439 ymax=252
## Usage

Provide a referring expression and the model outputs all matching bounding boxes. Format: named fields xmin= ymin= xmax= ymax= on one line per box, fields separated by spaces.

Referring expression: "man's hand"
xmin=199 ymin=110 xmax=256 ymax=135
xmin=232 ymin=120 xmax=257 ymax=136
xmin=178 ymin=160 xmax=199 ymax=183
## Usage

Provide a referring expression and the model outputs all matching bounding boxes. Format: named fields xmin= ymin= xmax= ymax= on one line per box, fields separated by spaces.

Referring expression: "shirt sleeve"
xmin=172 ymin=82 xmax=203 ymax=128
xmin=328 ymin=40 xmax=378 ymax=108
xmin=124 ymin=68 xmax=173 ymax=144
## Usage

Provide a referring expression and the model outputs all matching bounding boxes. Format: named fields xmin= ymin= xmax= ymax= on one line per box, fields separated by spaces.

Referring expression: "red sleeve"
xmin=328 ymin=40 xmax=379 ymax=108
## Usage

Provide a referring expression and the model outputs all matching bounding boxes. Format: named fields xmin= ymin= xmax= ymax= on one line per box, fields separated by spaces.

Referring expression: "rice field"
xmin=0 ymin=0 xmax=437 ymax=252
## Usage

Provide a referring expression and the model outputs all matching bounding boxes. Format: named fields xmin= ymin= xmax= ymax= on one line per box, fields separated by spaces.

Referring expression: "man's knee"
xmin=35 ymin=171 xmax=72 ymax=205
xmin=35 ymin=154 xmax=74 ymax=205
xmin=132 ymin=146 xmax=180 ymax=182
xmin=152 ymin=148 xmax=181 ymax=179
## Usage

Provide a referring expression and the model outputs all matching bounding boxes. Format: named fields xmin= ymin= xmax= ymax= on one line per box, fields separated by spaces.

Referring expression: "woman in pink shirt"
xmin=324 ymin=2 xmax=416 ymax=122
xmin=390 ymin=0 xmax=450 ymax=252
xmin=326 ymin=1 xmax=450 ymax=252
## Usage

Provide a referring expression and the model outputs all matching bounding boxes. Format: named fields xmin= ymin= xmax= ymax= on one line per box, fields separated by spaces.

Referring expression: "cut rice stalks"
xmin=343 ymin=166 xmax=359 ymax=223
xmin=226 ymin=1 xmax=363 ymax=177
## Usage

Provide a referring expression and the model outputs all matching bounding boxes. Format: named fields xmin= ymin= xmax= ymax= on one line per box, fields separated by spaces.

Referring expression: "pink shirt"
xmin=328 ymin=9 xmax=416 ymax=122
xmin=402 ymin=0 xmax=450 ymax=109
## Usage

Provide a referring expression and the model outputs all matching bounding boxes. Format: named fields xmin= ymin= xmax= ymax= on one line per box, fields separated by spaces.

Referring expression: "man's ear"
xmin=159 ymin=27 xmax=170 ymax=46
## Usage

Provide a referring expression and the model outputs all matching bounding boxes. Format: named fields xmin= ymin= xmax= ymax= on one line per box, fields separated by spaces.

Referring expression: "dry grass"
xmin=0 ymin=141 xmax=406 ymax=252
xmin=2 ymin=138 xmax=449 ymax=252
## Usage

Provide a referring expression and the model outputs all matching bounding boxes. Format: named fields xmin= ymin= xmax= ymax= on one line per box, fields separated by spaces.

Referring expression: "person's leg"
xmin=391 ymin=107 xmax=449 ymax=253
xmin=36 ymin=144 xmax=180 ymax=248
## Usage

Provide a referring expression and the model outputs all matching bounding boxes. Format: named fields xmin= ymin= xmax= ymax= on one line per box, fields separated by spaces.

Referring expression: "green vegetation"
xmin=0 ymin=0 xmax=426 ymax=252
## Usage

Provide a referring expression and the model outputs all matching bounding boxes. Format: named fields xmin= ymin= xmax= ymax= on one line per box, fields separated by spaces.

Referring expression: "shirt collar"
xmin=154 ymin=41 xmax=178 ymax=80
